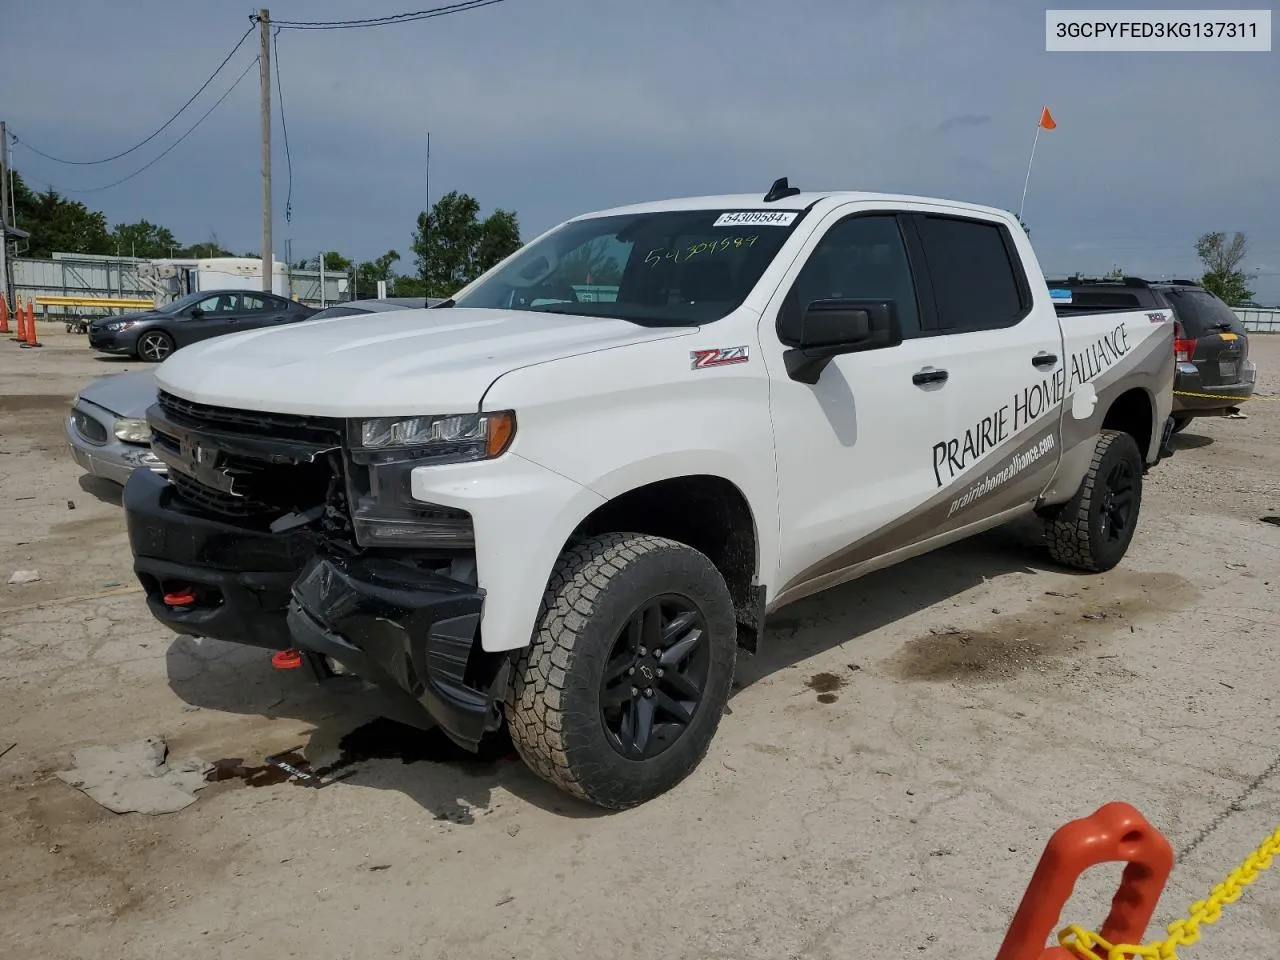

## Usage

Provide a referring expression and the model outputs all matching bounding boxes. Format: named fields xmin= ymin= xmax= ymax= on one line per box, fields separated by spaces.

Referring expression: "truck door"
xmin=904 ymin=211 xmax=1064 ymax=530
xmin=760 ymin=208 xmax=960 ymax=598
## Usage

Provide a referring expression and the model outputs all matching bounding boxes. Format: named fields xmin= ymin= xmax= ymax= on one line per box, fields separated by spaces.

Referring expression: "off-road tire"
xmin=1170 ymin=416 xmax=1192 ymax=434
xmin=1044 ymin=429 xmax=1143 ymax=573
xmin=505 ymin=533 xmax=737 ymax=809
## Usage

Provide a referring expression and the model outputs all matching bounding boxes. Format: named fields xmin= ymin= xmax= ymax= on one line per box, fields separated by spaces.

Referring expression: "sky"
xmin=2 ymin=0 xmax=1277 ymax=302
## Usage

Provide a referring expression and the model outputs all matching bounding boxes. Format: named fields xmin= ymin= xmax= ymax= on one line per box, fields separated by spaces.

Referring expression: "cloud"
xmin=937 ymin=114 xmax=993 ymax=133
xmin=0 ymin=0 xmax=1276 ymax=302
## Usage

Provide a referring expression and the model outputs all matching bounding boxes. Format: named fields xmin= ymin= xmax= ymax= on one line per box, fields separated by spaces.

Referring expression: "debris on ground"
xmin=7 ymin=570 xmax=40 ymax=585
xmin=0 ymin=742 xmax=15 ymax=763
xmin=1261 ymin=516 xmax=1280 ymax=527
xmin=55 ymin=736 xmax=213 ymax=814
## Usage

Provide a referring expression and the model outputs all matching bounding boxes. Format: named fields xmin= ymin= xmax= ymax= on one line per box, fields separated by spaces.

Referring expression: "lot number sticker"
xmin=713 ymin=211 xmax=798 ymax=227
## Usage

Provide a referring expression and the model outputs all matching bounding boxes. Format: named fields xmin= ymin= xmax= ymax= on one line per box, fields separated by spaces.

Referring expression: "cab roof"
xmin=574 ymin=190 xmax=1018 ymax=223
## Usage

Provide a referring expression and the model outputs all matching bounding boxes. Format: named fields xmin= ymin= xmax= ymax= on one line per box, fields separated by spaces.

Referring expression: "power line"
xmin=268 ymin=0 xmax=508 ymax=30
xmin=272 ymin=28 xmax=293 ymax=223
xmin=10 ymin=24 xmax=256 ymax=166
xmin=27 ymin=57 xmax=259 ymax=195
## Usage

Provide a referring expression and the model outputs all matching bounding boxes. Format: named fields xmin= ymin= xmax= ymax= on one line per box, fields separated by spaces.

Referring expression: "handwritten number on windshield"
xmin=644 ymin=234 xmax=757 ymax=267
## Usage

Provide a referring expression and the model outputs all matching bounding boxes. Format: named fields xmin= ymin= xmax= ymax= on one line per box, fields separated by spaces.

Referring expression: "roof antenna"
xmin=763 ymin=176 xmax=800 ymax=203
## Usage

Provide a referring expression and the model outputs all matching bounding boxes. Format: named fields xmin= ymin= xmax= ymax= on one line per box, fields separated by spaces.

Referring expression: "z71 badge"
xmin=691 ymin=346 xmax=749 ymax=369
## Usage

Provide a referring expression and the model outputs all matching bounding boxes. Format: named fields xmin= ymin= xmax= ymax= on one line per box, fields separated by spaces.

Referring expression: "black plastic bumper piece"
xmin=124 ymin=467 xmax=316 ymax=650
xmin=1158 ymin=415 xmax=1177 ymax=462
xmin=287 ymin=553 xmax=505 ymax=751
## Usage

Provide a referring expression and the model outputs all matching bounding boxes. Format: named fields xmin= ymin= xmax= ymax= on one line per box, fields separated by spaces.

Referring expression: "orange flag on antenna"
xmin=1039 ymin=106 xmax=1057 ymax=130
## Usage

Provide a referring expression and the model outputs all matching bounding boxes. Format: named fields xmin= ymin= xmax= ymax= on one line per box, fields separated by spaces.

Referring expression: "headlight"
xmin=107 ymin=320 xmax=137 ymax=332
xmin=344 ymin=411 xmax=515 ymax=550
xmin=352 ymin=411 xmax=515 ymax=463
xmin=113 ymin=417 xmax=151 ymax=444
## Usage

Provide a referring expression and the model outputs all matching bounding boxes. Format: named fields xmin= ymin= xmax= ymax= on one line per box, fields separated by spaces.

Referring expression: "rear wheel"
xmin=137 ymin=330 xmax=174 ymax=362
xmin=1044 ymin=430 xmax=1143 ymax=573
xmin=505 ymin=533 xmax=737 ymax=809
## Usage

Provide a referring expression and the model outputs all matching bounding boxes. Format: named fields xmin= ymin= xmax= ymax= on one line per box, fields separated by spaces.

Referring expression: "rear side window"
xmin=914 ymin=215 xmax=1029 ymax=331
xmin=1160 ymin=288 xmax=1246 ymax=337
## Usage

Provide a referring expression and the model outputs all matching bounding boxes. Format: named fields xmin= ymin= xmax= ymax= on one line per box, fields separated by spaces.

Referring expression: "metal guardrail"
xmin=1235 ymin=308 xmax=1280 ymax=334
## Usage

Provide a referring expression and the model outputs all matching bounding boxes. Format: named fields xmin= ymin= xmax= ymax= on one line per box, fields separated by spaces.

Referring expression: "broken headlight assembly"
xmin=344 ymin=412 xmax=515 ymax=549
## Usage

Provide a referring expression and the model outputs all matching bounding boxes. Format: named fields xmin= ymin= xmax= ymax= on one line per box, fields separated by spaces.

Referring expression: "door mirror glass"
xmin=188 ymin=307 xmax=204 ymax=319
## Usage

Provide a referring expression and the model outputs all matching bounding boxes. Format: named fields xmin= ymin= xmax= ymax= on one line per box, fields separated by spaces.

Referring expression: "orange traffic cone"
xmin=0 ymin=297 xmax=9 ymax=335
xmin=13 ymin=299 xmax=26 ymax=342
xmin=24 ymin=303 xmax=40 ymax=347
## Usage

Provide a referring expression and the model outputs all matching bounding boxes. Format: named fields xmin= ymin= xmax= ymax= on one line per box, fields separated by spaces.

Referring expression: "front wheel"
xmin=136 ymin=330 xmax=175 ymax=362
xmin=505 ymin=533 xmax=737 ymax=809
xmin=1044 ymin=430 xmax=1144 ymax=573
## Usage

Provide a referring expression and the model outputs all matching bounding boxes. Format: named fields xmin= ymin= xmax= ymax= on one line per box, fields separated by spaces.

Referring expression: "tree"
xmin=322 ymin=251 xmax=352 ymax=272
xmin=354 ymin=249 xmax=401 ymax=298
xmin=1195 ymin=231 xmax=1256 ymax=306
xmin=110 ymin=220 xmax=180 ymax=259
xmin=411 ymin=191 xmax=522 ymax=297
xmin=4 ymin=170 xmax=112 ymax=258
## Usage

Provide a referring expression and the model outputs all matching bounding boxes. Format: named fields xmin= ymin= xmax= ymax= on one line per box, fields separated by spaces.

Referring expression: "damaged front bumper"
xmin=287 ymin=554 xmax=508 ymax=750
xmin=125 ymin=467 xmax=507 ymax=751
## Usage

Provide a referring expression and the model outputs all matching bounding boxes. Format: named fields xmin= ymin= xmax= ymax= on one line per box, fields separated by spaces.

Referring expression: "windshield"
xmin=155 ymin=291 xmax=209 ymax=314
xmin=452 ymin=208 xmax=806 ymax=326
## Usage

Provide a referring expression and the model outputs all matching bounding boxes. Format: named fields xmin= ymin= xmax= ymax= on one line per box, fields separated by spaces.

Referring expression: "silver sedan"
xmin=66 ymin=370 xmax=165 ymax=485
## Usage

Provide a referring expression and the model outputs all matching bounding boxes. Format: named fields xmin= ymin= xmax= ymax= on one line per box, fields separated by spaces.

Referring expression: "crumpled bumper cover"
xmin=287 ymin=553 xmax=507 ymax=750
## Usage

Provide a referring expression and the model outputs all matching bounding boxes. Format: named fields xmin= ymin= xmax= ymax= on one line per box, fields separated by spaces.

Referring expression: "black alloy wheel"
xmin=599 ymin=595 xmax=709 ymax=760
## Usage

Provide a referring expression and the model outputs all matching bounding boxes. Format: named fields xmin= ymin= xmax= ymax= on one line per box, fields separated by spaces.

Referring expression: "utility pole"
xmin=259 ymin=9 xmax=272 ymax=292
xmin=0 ymin=121 xmax=9 ymax=309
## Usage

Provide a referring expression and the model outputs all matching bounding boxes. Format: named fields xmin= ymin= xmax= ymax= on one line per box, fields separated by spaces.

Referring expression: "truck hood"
xmin=154 ymin=307 xmax=690 ymax=416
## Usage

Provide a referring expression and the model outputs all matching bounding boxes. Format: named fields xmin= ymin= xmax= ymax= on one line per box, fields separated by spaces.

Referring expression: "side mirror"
xmin=189 ymin=307 xmax=204 ymax=318
xmin=784 ymin=299 xmax=903 ymax=384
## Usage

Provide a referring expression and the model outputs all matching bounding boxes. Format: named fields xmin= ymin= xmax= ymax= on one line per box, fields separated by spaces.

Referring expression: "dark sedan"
xmin=87 ymin=289 xmax=318 ymax=362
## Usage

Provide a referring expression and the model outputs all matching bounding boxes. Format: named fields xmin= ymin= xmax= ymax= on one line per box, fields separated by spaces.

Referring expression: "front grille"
xmin=157 ymin=391 xmax=343 ymax=445
xmin=169 ymin=470 xmax=278 ymax=518
xmin=72 ymin=410 xmax=108 ymax=444
xmin=154 ymin=391 xmax=343 ymax=521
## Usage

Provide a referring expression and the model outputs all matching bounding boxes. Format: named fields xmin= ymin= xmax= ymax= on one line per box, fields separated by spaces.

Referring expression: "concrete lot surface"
xmin=2 ymin=326 xmax=1278 ymax=960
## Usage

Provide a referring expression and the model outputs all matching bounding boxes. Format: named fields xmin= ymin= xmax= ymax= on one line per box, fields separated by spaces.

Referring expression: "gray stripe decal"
xmin=779 ymin=320 xmax=1173 ymax=594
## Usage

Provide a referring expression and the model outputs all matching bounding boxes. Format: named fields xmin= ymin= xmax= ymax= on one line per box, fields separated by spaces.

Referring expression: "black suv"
xmin=1047 ymin=276 xmax=1255 ymax=432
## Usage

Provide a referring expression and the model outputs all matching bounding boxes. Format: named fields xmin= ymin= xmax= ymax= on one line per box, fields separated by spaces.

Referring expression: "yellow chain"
xmin=1057 ymin=823 xmax=1280 ymax=960
xmin=1173 ymin=390 xmax=1275 ymax=402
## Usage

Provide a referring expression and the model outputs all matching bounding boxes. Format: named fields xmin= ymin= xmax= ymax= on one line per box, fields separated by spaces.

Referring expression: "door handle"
xmin=1032 ymin=352 xmax=1058 ymax=368
xmin=912 ymin=368 xmax=949 ymax=385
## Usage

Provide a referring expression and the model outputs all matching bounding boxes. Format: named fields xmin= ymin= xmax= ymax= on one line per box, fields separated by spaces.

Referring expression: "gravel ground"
xmin=2 ymin=325 xmax=1278 ymax=960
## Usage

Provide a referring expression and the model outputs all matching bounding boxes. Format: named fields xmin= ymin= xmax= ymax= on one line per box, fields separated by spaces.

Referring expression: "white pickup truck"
xmin=125 ymin=180 xmax=1176 ymax=808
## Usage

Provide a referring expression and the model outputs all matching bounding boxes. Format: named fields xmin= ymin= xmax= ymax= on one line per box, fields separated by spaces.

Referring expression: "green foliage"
xmin=7 ymin=169 xmax=111 ymax=258
xmin=1200 ymin=269 xmax=1255 ymax=307
xmin=1195 ymin=231 xmax=1256 ymax=306
xmin=353 ymin=250 xmax=401 ymax=298
xmin=411 ymin=191 xmax=522 ymax=297
xmin=110 ymin=219 xmax=180 ymax=259
xmin=322 ymin=251 xmax=352 ymax=272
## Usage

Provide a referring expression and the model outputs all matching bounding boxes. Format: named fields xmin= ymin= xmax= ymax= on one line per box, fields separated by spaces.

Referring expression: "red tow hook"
xmin=271 ymin=649 xmax=305 ymax=670
xmin=162 ymin=587 xmax=197 ymax=607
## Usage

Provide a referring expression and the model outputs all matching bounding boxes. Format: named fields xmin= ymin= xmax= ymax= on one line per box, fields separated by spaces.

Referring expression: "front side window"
xmin=780 ymin=214 xmax=922 ymax=343
xmin=452 ymin=209 xmax=806 ymax=327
